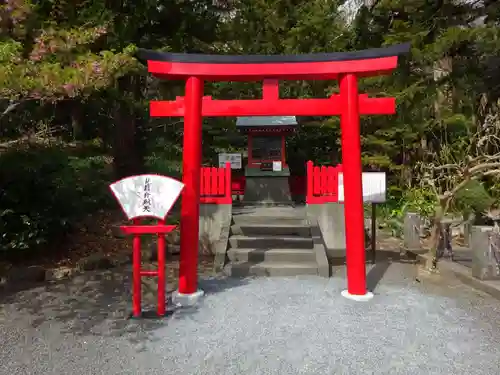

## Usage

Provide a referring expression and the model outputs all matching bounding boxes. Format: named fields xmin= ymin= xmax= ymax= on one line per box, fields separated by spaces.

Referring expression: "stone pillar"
xmin=463 ymin=218 xmax=472 ymax=247
xmin=471 ymin=226 xmax=500 ymax=280
xmin=403 ymin=212 xmax=421 ymax=252
xmin=199 ymin=203 xmax=232 ymax=272
xmin=306 ymin=203 xmax=346 ymax=258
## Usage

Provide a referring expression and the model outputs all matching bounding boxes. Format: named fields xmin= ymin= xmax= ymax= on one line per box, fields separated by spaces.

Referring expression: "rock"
xmin=7 ymin=265 xmax=46 ymax=283
xmin=45 ymin=266 xmax=75 ymax=281
xmin=77 ymin=254 xmax=115 ymax=271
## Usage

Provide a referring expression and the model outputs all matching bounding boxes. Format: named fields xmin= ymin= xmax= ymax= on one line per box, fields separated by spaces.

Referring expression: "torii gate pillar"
xmin=339 ymin=74 xmax=372 ymax=300
xmin=177 ymin=77 xmax=204 ymax=301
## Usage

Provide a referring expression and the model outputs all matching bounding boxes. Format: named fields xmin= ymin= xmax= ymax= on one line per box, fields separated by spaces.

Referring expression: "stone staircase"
xmin=224 ymin=207 xmax=325 ymax=277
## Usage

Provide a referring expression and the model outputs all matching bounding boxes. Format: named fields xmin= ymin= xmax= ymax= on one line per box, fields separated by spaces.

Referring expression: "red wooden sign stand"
xmin=120 ymin=219 xmax=176 ymax=318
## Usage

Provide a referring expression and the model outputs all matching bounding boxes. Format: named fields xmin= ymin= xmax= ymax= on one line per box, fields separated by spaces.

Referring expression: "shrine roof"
xmin=236 ymin=116 xmax=297 ymax=128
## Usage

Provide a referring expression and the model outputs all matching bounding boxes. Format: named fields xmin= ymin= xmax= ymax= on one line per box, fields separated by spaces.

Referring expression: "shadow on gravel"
xmin=366 ymin=261 xmax=391 ymax=292
xmin=330 ymin=249 xmax=419 ymax=267
xmin=0 ymin=267 xmax=250 ymax=344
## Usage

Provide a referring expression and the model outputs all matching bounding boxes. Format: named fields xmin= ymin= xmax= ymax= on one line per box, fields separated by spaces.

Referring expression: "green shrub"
xmin=453 ymin=179 xmax=495 ymax=218
xmin=0 ymin=146 xmax=113 ymax=254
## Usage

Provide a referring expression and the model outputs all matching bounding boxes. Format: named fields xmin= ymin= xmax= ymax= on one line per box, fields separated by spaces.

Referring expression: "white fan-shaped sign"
xmin=109 ymin=174 xmax=184 ymax=220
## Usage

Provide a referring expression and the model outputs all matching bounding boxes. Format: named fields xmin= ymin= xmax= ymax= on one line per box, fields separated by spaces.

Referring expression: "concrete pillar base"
xmin=172 ymin=289 xmax=205 ymax=307
xmin=341 ymin=290 xmax=374 ymax=302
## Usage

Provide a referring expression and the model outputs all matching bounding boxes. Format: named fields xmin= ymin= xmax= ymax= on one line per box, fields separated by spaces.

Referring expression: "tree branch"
xmin=0 ymin=101 xmax=21 ymax=119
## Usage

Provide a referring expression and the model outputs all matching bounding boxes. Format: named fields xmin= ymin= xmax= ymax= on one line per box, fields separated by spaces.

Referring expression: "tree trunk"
xmin=70 ymin=100 xmax=84 ymax=142
xmin=111 ymin=75 xmax=145 ymax=179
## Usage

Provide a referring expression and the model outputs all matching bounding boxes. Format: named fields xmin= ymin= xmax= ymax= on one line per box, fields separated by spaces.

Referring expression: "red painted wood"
xmin=150 ymin=95 xmax=395 ymax=117
xmin=305 ymin=161 xmax=344 ymax=204
xmin=313 ymin=167 xmax=320 ymax=196
xmin=340 ymin=74 xmax=367 ymax=295
xmin=131 ymin=218 xmax=141 ymax=318
xmin=124 ymin=219 xmax=176 ymax=318
xmin=320 ymin=166 xmax=327 ymax=195
xmin=247 ymin=129 xmax=291 ymax=168
xmin=156 ymin=218 xmax=166 ymax=316
xmin=225 ymin=164 xmax=232 ymax=201
xmin=121 ymin=225 xmax=177 ymax=235
xmin=140 ymin=271 xmax=159 ymax=276
xmin=178 ymin=76 xmax=203 ymax=295
xmin=201 ymin=168 xmax=309 ymax=201
xmin=200 ymin=163 xmax=232 ymax=204
xmin=306 ymin=161 xmax=313 ymax=202
xmin=263 ymin=79 xmax=279 ymax=100
xmin=147 ymin=56 xmax=399 ymax=81
xmin=218 ymin=167 xmax=225 ymax=195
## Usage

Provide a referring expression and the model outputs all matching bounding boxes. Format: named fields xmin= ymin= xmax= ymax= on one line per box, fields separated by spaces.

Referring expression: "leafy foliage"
xmin=2 ymin=0 xmax=500 ymax=260
xmin=0 ymin=146 xmax=112 ymax=253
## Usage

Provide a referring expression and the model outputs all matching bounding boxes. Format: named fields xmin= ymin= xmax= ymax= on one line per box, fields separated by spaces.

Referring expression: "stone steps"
xmin=228 ymin=235 xmax=314 ymax=249
xmin=224 ymin=261 xmax=319 ymax=277
xmin=227 ymin=248 xmax=316 ymax=263
xmin=230 ymin=223 xmax=310 ymax=237
xmin=231 ymin=215 xmax=306 ymax=225
xmin=224 ymin=208 xmax=322 ymax=277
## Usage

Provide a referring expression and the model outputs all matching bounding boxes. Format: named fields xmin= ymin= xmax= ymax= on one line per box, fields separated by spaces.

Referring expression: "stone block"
xmin=403 ymin=212 xmax=421 ymax=251
xmin=306 ymin=203 xmax=346 ymax=253
xmin=471 ymin=225 xmax=500 ymax=280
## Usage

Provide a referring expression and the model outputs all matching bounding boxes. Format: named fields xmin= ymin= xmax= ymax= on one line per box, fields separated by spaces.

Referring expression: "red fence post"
xmin=200 ymin=168 xmax=206 ymax=199
xmin=306 ymin=161 xmax=313 ymax=203
xmin=210 ymin=167 xmax=216 ymax=196
xmin=217 ymin=167 xmax=224 ymax=196
xmin=224 ymin=162 xmax=232 ymax=203
xmin=320 ymin=166 xmax=327 ymax=198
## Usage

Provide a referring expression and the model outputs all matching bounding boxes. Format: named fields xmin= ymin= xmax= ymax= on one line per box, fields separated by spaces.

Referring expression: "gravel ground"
xmin=1 ymin=262 xmax=500 ymax=375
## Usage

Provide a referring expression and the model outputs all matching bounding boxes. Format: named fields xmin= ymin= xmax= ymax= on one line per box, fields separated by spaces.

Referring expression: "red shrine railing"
xmin=200 ymin=163 xmax=232 ymax=204
xmin=200 ymin=161 xmax=343 ymax=204
xmin=306 ymin=161 xmax=342 ymax=204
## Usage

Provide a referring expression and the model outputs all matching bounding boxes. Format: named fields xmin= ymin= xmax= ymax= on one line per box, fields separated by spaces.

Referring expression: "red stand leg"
xmin=178 ymin=76 xmax=204 ymax=295
xmin=157 ymin=220 xmax=166 ymax=316
xmin=339 ymin=74 xmax=370 ymax=298
xmin=132 ymin=219 xmax=142 ymax=317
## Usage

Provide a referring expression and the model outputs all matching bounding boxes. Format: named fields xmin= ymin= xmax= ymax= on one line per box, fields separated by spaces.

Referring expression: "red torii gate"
xmin=138 ymin=43 xmax=409 ymax=302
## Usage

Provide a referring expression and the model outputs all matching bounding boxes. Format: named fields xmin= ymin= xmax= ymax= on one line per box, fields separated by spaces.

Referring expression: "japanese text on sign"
xmin=218 ymin=153 xmax=242 ymax=169
xmin=142 ymin=177 xmax=152 ymax=213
